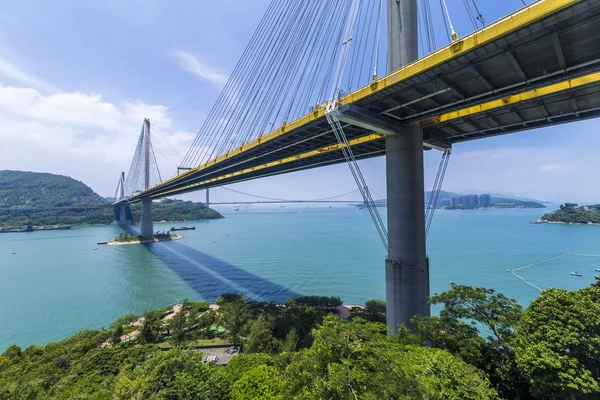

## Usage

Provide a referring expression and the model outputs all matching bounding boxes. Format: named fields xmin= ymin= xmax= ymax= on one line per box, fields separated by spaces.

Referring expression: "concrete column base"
xmin=385 ymin=123 xmax=429 ymax=334
xmin=140 ymin=198 xmax=153 ymax=238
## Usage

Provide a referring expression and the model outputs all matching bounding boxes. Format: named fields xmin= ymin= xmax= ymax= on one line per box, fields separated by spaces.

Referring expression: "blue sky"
xmin=0 ymin=0 xmax=598 ymax=203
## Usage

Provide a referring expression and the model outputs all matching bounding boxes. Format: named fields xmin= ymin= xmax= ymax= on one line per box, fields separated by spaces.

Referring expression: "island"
xmin=103 ymin=232 xmax=183 ymax=245
xmin=0 ymin=170 xmax=223 ymax=227
xmin=536 ymin=203 xmax=600 ymax=224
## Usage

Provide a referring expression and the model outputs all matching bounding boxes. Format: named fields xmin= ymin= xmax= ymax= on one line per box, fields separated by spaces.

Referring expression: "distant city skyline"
xmin=0 ymin=1 xmax=598 ymax=204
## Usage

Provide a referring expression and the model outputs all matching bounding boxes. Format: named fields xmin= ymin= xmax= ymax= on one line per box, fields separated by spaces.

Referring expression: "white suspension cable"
xmin=440 ymin=0 xmax=458 ymax=41
xmin=373 ymin=0 xmax=383 ymax=79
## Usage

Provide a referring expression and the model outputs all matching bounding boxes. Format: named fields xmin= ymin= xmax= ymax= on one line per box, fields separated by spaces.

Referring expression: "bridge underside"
xmin=116 ymin=0 xmax=600 ymax=203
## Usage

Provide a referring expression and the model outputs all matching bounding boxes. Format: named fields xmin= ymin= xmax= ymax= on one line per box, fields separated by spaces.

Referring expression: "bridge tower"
xmin=385 ymin=0 xmax=429 ymax=333
xmin=205 ymin=189 xmax=210 ymax=208
xmin=118 ymin=171 xmax=128 ymax=224
xmin=140 ymin=118 xmax=154 ymax=237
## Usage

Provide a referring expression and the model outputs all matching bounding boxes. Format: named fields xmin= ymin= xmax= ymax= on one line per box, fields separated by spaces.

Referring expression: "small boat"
xmin=170 ymin=226 xmax=195 ymax=231
xmin=595 ymin=268 xmax=600 ymax=272
xmin=570 ymin=271 xmax=582 ymax=277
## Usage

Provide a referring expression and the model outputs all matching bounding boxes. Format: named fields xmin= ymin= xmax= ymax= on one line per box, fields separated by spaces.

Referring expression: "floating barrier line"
xmin=573 ymin=254 xmax=600 ymax=257
xmin=511 ymin=253 xmax=570 ymax=292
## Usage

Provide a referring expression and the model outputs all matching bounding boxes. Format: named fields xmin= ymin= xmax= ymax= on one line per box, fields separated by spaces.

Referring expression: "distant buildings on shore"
xmin=444 ymin=194 xmax=491 ymax=207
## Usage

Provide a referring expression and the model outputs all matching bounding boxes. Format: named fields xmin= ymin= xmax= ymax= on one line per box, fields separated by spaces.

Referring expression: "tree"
xmin=216 ymin=292 xmax=244 ymax=306
xmin=110 ymin=324 xmax=124 ymax=345
xmin=231 ymin=365 xmax=284 ymax=400
xmin=139 ymin=311 xmax=160 ymax=344
xmin=424 ymin=283 xmax=527 ymax=399
xmin=282 ymin=316 xmax=499 ymax=399
xmin=515 ymin=283 xmax=600 ymax=398
xmin=219 ymin=297 xmax=250 ymax=342
xmin=349 ymin=299 xmax=386 ymax=323
xmin=171 ymin=309 xmax=188 ymax=347
xmin=281 ymin=328 xmax=299 ymax=353
xmin=1 ymin=345 xmax=22 ymax=361
xmin=245 ymin=315 xmax=276 ymax=354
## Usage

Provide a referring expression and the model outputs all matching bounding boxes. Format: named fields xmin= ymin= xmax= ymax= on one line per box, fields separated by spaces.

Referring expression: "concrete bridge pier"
xmin=385 ymin=0 xmax=429 ymax=334
xmin=139 ymin=119 xmax=154 ymax=237
xmin=140 ymin=197 xmax=153 ymax=237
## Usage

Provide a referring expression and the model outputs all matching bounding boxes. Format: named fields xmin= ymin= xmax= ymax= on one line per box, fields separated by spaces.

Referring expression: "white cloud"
xmin=0 ymin=84 xmax=195 ymax=195
xmin=171 ymin=49 xmax=227 ymax=86
xmin=539 ymin=164 xmax=577 ymax=172
xmin=0 ymin=57 xmax=56 ymax=92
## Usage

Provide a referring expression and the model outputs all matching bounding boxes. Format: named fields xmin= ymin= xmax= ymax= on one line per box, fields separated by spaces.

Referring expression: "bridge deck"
xmin=117 ymin=0 xmax=600 ymax=202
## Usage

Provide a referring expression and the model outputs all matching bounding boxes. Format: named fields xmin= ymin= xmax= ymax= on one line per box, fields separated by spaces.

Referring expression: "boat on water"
xmin=571 ymin=271 xmax=583 ymax=277
xmin=1 ymin=217 xmax=71 ymax=233
xmin=170 ymin=226 xmax=195 ymax=231
xmin=595 ymin=268 xmax=600 ymax=272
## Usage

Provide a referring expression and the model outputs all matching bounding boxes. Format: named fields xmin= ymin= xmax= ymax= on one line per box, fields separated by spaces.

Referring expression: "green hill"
xmin=541 ymin=203 xmax=600 ymax=224
xmin=0 ymin=170 xmax=223 ymax=226
xmin=0 ymin=170 xmax=105 ymax=208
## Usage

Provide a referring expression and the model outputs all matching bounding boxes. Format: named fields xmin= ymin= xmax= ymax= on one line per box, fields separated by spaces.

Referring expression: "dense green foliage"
xmin=0 ymin=170 xmax=105 ymax=208
xmin=0 ymin=170 xmax=222 ymax=226
xmin=2 ymin=281 xmax=598 ymax=399
xmin=0 ymin=310 xmax=497 ymax=399
xmin=541 ymin=202 xmax=600 ymax=224
xmin=404 ymin=280 xmax=600 ymax=399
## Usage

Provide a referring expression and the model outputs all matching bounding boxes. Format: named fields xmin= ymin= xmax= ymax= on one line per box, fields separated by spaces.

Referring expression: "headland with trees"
xmin=1 ymin=280 xmax=598 ymax=399
xmin=0 ymin=170 xmax=222 ymax=227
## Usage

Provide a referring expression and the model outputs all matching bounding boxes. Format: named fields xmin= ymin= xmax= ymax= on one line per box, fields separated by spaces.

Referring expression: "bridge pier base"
xmin=385 ymin=123 xmax=429 ymax=334
xmin=140 ymin=197 xmax=153 ymax=237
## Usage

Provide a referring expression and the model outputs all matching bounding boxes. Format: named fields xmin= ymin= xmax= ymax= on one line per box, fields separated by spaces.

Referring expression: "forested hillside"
xmin=0 ymin=170 xmax=105 ymax=208
xmin=1 ymin=280 xmax=599 ymax=399
xmin=0 ymin=171 xmax=223 ymax=226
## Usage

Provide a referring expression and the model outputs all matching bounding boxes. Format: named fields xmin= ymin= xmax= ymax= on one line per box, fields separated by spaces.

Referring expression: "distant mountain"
xmin=0 ymin=170 xmax=105 ymax=208
xmin=0 ymin=170 xmax=223 ymax=227
xmin=104 ymin=197 xmax=116 ymax=203
xmin=488 ymin=193 xmax=548 ymax=203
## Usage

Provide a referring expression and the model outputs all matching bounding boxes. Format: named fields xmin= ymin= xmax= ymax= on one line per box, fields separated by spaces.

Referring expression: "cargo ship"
xmin=0 ymin=216 xmax=71 ymax=233
xmin=170 ymin=226 xmax=195 ymax=231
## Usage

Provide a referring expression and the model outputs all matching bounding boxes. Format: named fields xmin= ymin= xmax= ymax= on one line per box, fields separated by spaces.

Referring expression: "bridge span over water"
xmin=113 ymin=0 xmax=600 ymax=333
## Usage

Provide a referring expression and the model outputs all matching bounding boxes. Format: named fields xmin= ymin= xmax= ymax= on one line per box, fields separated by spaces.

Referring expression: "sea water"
xmin=1 ymin=204 xmax=598 ymax=351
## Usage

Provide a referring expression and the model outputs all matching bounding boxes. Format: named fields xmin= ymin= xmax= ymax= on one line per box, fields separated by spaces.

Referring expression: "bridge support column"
xmin=385 ymin=124 xmax=429 ymax=333
xmin=118 ymin=204 xmax=127 ymax=224
xmin=206 ymin=189 xmax=210 ymax=208
xmin=385 ymin=0 xmax=429 ymax=334
xmin=140 ymin=197 xmax=153 ymax=237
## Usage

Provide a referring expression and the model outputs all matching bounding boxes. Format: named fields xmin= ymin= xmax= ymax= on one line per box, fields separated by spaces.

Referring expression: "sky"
xmin=0 ymin=0 xmax=598 ymax=203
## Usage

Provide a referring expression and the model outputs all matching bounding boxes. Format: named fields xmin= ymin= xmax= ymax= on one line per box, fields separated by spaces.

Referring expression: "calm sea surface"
xmin=1 ymin=204 xmax=598 ymax=351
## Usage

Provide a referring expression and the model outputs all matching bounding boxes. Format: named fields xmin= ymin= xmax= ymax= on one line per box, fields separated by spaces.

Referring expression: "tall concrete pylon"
xmin=118 ymin=171 xmax=128 ymax=224
xmin=206 ymin=189 xmax=210 ymax=208
xmin=140 ymin=118 xmax=154 ymax=237
xmin=385 ymin=0 xmax=429 ymax=333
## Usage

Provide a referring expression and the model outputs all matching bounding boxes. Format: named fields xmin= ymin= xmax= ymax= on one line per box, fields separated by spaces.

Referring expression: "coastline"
xmin=532 ymin=219 xmax=600 ymax=226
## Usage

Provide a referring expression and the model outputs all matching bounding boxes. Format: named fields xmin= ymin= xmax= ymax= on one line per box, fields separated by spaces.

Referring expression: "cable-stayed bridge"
xmin=113 ymin=0 xmax=600 ymax=333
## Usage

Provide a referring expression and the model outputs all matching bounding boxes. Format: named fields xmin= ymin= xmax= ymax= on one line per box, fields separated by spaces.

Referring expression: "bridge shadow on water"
xmin=123 ymin=226 xmax=299 ymax=303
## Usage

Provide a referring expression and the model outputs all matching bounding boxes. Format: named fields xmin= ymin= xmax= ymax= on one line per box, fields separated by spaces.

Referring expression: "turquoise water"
xmin=1 ymin=204 xmax=598 ymax=351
